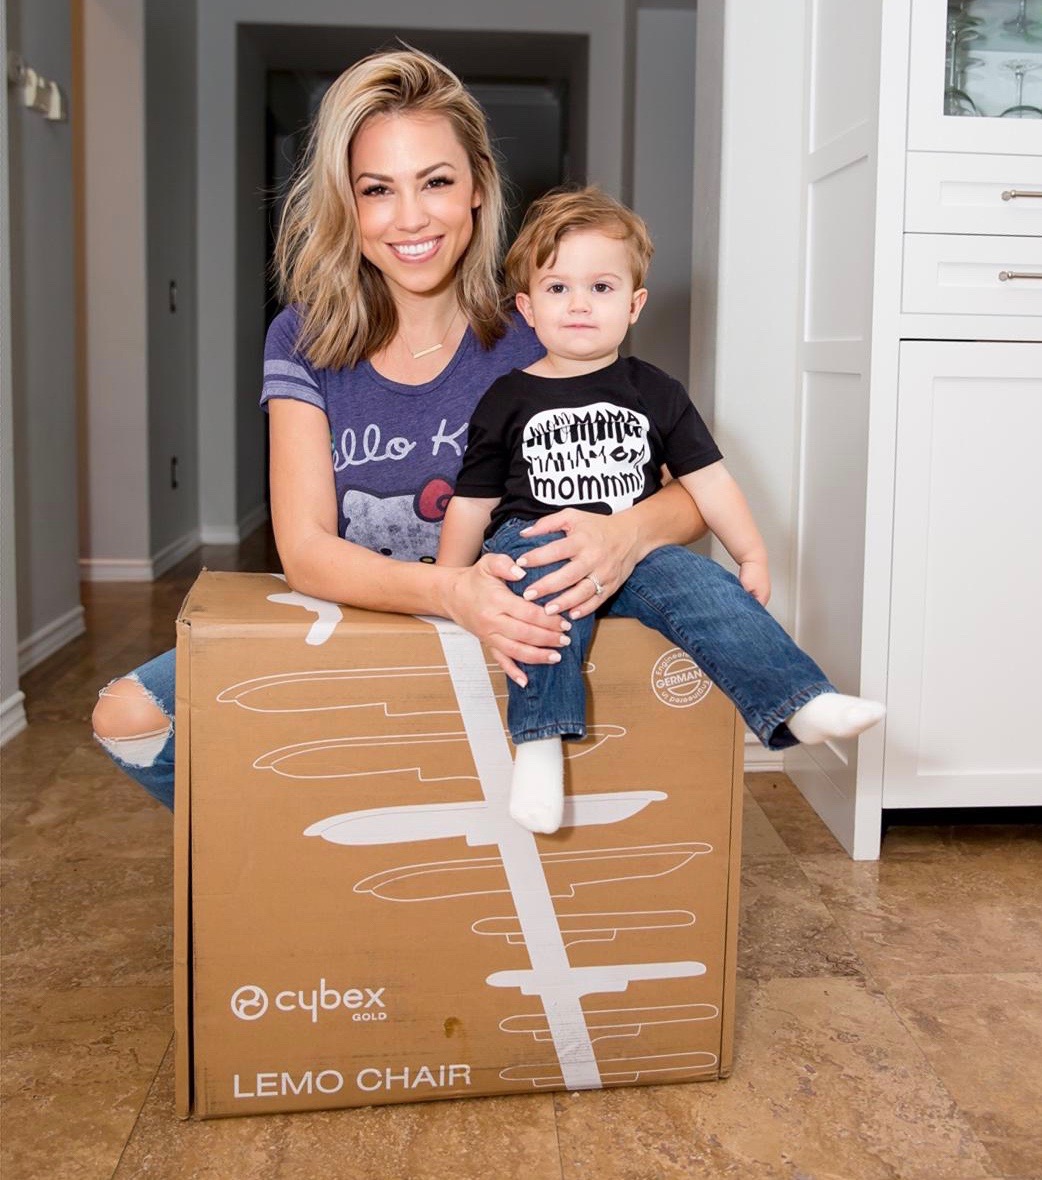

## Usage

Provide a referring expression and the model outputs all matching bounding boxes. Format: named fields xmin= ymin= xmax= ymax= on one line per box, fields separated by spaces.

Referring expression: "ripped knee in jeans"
xmin=93 ymin=675 xmax=172 ymax=769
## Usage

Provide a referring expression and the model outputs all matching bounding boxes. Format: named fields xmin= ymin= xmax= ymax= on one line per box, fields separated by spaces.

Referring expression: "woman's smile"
xmin=389 ymin=236 xmax=443 ymax=261
xmin=351 ymin=113 xmax=481 ymax=299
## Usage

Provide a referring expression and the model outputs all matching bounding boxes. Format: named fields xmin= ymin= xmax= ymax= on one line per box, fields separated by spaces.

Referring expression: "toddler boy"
xmin=438 ymin=187 xmax=884 ymax=833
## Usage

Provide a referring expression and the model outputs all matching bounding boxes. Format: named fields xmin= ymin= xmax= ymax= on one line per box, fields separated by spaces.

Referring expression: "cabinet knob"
xmin=1001 ymin=189 xmax=1042 ymax=201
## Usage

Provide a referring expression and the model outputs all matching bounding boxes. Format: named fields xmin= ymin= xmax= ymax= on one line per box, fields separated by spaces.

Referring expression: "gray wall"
xmin=630 ymin=4 xmax=697 ymax=386
xmin=81 ymin=0 xmax=199 ymax=577
xmin=145 ymin=0 xmax=199 ymax=558
xmin=690 ymin=0 xmax=724 ymax=431
xmin=234 ymin=26 xmax=269 ymax=538
xmin=5 ymin=0 xmax=83 ymax=668
xmin=1 ymin=0 xmax=24 ymax=738
xmin=80 ymin=0 xmax=150 ymax=572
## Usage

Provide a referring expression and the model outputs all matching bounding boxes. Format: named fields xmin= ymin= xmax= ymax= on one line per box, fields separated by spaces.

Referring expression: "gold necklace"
xmin=399 ymin=307 xmax=461 ymax=360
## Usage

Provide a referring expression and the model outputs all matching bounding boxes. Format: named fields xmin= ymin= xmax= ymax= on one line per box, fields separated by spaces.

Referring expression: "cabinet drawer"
xmin=902 ymin=234 xmax=1042 ymax=317
xmin=905 ymin=153 xmax=1042 ymax=237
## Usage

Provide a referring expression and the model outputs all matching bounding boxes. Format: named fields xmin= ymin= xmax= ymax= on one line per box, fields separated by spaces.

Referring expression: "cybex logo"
xmin=230 ymin=985 xmax=269 ymax=1021
xmin=229 ymin=980 xmax=388 ymax=1024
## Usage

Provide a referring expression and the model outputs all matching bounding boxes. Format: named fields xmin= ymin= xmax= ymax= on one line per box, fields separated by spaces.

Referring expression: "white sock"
xmin=509 ymin=737 xmax=565 ymax=834
xmin=787 ymin=693 xmax=886 ymax=745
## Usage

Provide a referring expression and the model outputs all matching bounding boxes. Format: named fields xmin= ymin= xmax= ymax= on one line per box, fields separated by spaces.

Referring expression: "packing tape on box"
xmin=421 ymin=617 xmax=705 ymax=1090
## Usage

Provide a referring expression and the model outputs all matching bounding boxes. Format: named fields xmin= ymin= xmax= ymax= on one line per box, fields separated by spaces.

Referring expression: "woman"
xmin=91 ymin=46 xmax=705 ymax=809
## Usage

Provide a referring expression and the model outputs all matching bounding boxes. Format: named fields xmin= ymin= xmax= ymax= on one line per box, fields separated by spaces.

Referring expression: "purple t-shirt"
xmin=260 ymin=307 xmax=543 ymax=563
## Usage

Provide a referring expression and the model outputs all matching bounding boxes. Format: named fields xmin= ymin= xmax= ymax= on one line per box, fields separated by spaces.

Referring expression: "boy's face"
xmin=515 ymin=229 xmax=647 ymax=372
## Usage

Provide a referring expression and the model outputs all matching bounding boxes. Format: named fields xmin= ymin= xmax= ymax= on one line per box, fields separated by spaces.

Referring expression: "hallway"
xmin=2 ymin=531 xmax=1040 ymax=1179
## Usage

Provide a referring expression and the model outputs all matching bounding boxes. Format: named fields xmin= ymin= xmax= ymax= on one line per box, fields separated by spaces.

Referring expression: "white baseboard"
xmin=18 ymin=604 xmax=86 ymax=675
xmin=80 ymin=528 xmax=203 ymax=582
xmin=80 ymin=556 xmax=155 ymax=582
xmin=200 ymin=503 xmax=269 ymax=546
xmin=743 ymin=730 xmax=784 ymax=772
xmin=1 ymin=690 xmax=27 ymax=745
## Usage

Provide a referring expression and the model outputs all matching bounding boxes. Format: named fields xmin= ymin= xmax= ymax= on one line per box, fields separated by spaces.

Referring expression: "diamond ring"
xmin=585 ymin=574 xmax=604 ymax=596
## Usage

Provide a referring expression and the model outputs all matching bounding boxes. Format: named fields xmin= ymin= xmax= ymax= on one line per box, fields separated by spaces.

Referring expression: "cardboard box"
xmin=174 ymin=571 xmax=743 ymax=1119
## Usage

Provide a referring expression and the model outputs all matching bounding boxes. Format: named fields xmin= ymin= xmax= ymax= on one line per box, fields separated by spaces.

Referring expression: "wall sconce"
xmin=6 ymin=52 xmax=66 ymax=122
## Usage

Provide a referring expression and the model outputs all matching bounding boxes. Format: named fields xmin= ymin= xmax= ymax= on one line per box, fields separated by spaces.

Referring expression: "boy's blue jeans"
xmin=487 ymin=517 xmax=835 ymax=751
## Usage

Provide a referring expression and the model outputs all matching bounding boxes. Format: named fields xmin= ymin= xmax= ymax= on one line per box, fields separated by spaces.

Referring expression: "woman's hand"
xmin=441 ymin=554 xmax=572 ymax=686
xmin=514 ymin=508 xmax=643 ymax=620
xmin=513 ymin=480 xmax=708 ymax=619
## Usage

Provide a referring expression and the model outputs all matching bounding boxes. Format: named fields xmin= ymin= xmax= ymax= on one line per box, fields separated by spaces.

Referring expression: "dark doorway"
xmin=261 ymin=29 xmax=588 ymax=330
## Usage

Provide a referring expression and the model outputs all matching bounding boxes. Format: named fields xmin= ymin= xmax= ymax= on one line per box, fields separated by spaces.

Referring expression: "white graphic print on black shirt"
xmin=454 ymin=355 xmax=723 ymax=538
xmin=521 ymin=402 xmax=651 ymax=513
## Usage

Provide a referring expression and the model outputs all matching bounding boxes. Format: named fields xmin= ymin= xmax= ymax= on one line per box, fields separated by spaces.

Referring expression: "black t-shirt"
xmin=454 ymin=355 xmax=723 ymax=537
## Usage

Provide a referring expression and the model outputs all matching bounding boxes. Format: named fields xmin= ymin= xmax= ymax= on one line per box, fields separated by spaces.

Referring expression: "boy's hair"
xmin=504 ymin=186 xmax=654 ymax=296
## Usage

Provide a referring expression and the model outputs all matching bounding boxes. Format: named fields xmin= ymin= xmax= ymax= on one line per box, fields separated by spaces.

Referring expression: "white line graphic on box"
xmin=218 ymin=604 xmax=717 ymax=1093
xmin=218 ymin=662 xmax=592 ymax=715
xmin=346 ymin=843 xmax=711 ymax=903
xmin=265 ymin=574 xmax=343 ymax=646
xmin=472 ymin=909 xmax=696 ymax=950
xmin=249 ymin=727 xmax=624 ymax=782
xmin=499 ymin=1050 xmax=719 ymax=1088
xmin=499 ymin=1002 xmax=719 ymax=1044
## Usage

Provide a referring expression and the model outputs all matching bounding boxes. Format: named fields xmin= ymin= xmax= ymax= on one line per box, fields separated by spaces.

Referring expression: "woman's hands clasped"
xmin=514 ymin=507 xmax=643 ymax=619
xmin=441 ymin=489 xmax=703 ymax=686
xmin=442 ymin=553 xmax=573 ymax=687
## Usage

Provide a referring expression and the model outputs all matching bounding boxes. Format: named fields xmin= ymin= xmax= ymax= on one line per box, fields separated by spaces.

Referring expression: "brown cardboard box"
xmin=174 ymin=571 xmax=743 ymax=1119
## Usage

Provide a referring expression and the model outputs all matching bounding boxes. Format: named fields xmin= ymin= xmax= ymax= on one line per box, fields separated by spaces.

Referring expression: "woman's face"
xmin=350 ymin=112 xmax=482 ymax=302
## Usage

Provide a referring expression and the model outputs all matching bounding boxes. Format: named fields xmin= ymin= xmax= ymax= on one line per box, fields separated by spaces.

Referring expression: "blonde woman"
xmin=92 ymin=47 xmax=705 ymax=808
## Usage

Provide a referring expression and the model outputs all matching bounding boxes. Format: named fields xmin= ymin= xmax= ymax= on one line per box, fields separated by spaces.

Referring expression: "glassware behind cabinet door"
xmin=944 ymin=13 xmax=983 ymax=114
xmin=999 ymin=58 xmax=1042 ymax=114
xmin=1002 ymin=0 xmax=1042 ymax=43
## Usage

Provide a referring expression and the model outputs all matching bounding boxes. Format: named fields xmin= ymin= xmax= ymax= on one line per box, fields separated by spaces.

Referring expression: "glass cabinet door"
xmin=909 ymin=0 xmax=1042 ymax=152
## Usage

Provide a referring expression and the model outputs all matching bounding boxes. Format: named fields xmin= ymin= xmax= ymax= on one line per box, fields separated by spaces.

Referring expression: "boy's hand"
xmin=739 ymin=560 xmax=771 ymax=605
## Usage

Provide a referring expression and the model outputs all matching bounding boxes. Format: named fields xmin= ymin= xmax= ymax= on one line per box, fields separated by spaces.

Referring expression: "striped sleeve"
xmin=260 ymin=308 xmax=324 ymax=413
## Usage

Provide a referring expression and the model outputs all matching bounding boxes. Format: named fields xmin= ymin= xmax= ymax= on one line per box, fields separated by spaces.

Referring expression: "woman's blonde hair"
xmin=275 ymin=47 xmax=507 ymax=369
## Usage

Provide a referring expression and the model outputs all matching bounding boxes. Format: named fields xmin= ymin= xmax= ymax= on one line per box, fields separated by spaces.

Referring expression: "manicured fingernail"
xmin=509 ymin=565 xmax=524 ymax=578
xmin=516 ymin=557 xmax=528 ymax=568
xmin=545 ymin=603 xmax=560 ymax=615
xmin=548 ymin=652 xmax=561 ymax=663
xmin=560 ymin=619 xmax=572 ymax=631
xmin=519 ymin=527 xmax=532 ymax=536
xmin=522 ymin=589 xmax=537 ymax=600
xmin=515 ymin=675 xmax=528 ymax=688
xmin=569 ymin=609 xmax=582 ymax=620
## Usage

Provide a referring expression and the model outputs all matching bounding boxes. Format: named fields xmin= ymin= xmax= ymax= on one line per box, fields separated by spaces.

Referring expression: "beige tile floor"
xmin=2 ymin=532 xmax=1040 ymax=1180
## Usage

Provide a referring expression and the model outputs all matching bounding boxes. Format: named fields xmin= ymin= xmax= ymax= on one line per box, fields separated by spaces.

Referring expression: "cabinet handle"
xmin=1001 ymin=189 xmax=1042 ymax=201
xmin=998 ymin=270 xmax=1042 ymax=281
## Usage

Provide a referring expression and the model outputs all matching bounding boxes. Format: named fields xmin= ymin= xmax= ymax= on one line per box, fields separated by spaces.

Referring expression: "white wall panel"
xmin=795 ymin=370 xmax=868 ymax=698
xmin=805 ymin=158 xmax=873 ymax=341
xmin=809 ymin=0 xmax=880 ymax=152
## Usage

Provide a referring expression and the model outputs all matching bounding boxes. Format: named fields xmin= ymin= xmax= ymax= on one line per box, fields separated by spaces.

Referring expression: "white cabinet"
xmin=784 ymin=0 xmax=1042 ymax=858
xmin=886 ymin=342 xmax=1042 ymax=807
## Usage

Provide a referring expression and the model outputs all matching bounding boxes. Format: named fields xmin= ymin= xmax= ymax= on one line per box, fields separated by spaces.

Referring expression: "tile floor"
xmin=2 ymin=533 xmax=1040 ymax=1180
